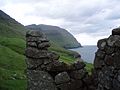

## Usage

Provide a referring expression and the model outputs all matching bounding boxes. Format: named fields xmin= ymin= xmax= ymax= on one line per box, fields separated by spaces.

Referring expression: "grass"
xmin=0 ymin=40 xmax=26 ymax=90
xmin=0 ymin=37 xmax=25 ymax=55
xmin=0 ymin=80 xmax=27 ymax=90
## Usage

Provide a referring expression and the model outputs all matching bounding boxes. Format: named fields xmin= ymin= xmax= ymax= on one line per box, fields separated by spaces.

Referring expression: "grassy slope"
xmin=0 ymin=40 xmax=26 ymax=90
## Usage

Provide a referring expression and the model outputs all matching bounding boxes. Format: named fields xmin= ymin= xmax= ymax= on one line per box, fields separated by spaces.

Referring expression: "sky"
xmin=0 ymin=0 xmax=120 ymax=45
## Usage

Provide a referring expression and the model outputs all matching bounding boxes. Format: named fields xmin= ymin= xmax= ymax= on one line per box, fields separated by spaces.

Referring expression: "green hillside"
xmin=0 ymin=10 xmax=93 ymax=90
xmin=26 ymin=24 xmax=81 ymax=49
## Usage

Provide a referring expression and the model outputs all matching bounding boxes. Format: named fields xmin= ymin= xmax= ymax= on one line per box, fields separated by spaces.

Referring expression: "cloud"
xmin=0 ymin=0 xmax=120 ymax=45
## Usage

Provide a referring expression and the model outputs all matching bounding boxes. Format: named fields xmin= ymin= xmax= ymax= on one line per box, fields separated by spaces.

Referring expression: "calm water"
xmin=70 ymin=45 xmax=98 ymax=63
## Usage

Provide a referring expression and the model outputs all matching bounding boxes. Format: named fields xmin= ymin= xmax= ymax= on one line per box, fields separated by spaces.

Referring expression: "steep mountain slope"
xmin=0 ymin=10 xmax=28 ymax=38
xmin=26 ymin=24 xmax=81 ymax=48
xmin=0 ymin=10 xmax=28 ymax=89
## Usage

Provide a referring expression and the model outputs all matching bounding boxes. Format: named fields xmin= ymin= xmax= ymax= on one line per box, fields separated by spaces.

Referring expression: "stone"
xmin=113 ymin=52 xmax=120 ymax=69
xmin=57 ymin=79 xmax=83 ymax=90
xmin=27 ymin=36 xmax=49 ymax=42
xmin=83 ymin=74 xmax=92 ymax=85
xmin=70 ymin=79 xmax=83 ymax=89
xmin=38 ymin=42 xmax=50 ymax=49
xmin=117 ymin=70 xmax=120 ymax=82
xmin=95 ymin=50 xmax=105 ymax=59
xmin=43 ymin=58 xmax=52 ymax=65
xmin=115 ymin=40 xmax=120 ymax=47
xmin=97 ymin=66 xmax=115 ymax=89
xmin=112 ymin=27 xmax=120 ymax=35
xmin=97 ymin=39 xmax=107 ymax=50
xmin=73 ymin=61 xmax=86 ymax=70
xmin=104 ymin=55 xmax=114 ymax=66
xmin=73 ymin=53 xmax=81 ymax=58
xmin=107 ymin=35 xmax=120 ymax=47
xmin=26 ymin=30 xmax=46 ymax=37
xmin=27 ymin=70 xmax=57 ymax=90
xmin=94 ymin=56 xmax=105 ymax=69
xmin=27 ymin=42 xmax=37 ymax=47
xmin=57 ymin=82 xmax=71 ymax=90
xmin=26 ymin=58 xmax=43 ymax=69
xmin=69 ymin=69 xmax=87 ymax=80
xmin=97 ymin=84 xmax=104 ymax=90
xmin=105 ymin=46 xmax=115 ymax=55
xmin=48 ymin=52 xmax=60 ymax=60
xmin=25 ymin=47 xmax=48 ymax=59
xmin=113 ymin=79 xmax=120 ymax=90
xmin=55 ymin=72 xmax=70 ymax=85
xmin=46 ymin=60 xmax=71 ymax=71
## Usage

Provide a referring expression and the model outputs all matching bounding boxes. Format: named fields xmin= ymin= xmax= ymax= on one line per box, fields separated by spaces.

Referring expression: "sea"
xmin=70 ymin=45 xmax=98 ymax=63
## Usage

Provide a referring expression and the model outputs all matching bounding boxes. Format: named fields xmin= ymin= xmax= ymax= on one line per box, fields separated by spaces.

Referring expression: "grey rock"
xmin=57 ymin=82 xmax=71 ymax=90
xmin=27 ymin=70 xmax=57 ymax=90
xmin=46 ymin=60 xmax=71 ymax=71
xmin=113 ymin=79 xmax=120 ymax=90
xmin=94 ymin=56 xmax=105 ymax=69
xmin=113 ymin=52 xmax=120 ymax=69
xmin=112 ymin=27 xmax=120 ymax=35
xmin=104 ymin=55 xmax=114 ymax=66
xmin=105 ymin=46 xmax=115 ymax=55
xmin=97 ymin=39 xmax=107 ymax=50
xmin=70 ymin=69 xmax=87 ymax=80
xmin=55 ymin=72 xmax=70 ymax=84
xmin=48 ymin=52 xmax=60 ymax=60
xmin=73 ymin=61 xmax=86 ymax=70
xmin=95 ymin=50 xmax=105 ymax=59
xmin=57 ymin=80 xmax=83 ymax=90
xmin=26 ymin=30 xmax=46 ymax=37
xmin=26 ymin=58 xmax=43 ymax=69
xmin=115 ymin=40 xmax=120 ymax=47
xmin=27 ymin=36 xmax=49 ymax=42
xmin=27 ymin=42 xmax=37 ymax=47
xmin=38 ymin=42 xmax=50 ymax=49
xmin=25 ymin=47 xmax=48 ymax=58
xmin=43 ymin=59 xmax=52 ymax=65
xmin=107 ymin=35 xmax=120 ymax=47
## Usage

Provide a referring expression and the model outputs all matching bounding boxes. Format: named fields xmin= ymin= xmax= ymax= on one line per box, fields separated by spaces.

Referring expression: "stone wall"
xmin=94 ymin=28 xmax=120 ymax=90
xmin=25 ymin=28 xmax=120 ymax=90
xmin=25 ymin=30 xmax=94 ymax=90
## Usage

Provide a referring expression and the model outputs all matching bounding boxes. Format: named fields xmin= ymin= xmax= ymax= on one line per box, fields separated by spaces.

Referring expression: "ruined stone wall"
xmin=25 ymin=28 xmax=120 ymax=90
xmin=94 ymin=28 xmax=120 ymax=90
xmin=25 ymin=30 xmax=94 ymax=90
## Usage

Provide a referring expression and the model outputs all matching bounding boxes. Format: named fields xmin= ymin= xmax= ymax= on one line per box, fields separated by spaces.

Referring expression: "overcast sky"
xmin=0 ymin=0 xmax=120 ymax=45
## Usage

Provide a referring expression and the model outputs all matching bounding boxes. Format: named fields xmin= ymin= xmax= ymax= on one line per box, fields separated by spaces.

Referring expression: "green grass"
xmin=85 ymin=62 xmax=93 ymax=75
xmin=0 ymin=80 xmax=27 ymax=90
xmin=0 ymin=41 xmax=26 ymax=90
xmin=0 ymin=37 xmax=25 ymax=55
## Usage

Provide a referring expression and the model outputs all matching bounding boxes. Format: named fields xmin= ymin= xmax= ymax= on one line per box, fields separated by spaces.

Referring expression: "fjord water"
xmin=70 ymin=45 xmax=97 ymax=63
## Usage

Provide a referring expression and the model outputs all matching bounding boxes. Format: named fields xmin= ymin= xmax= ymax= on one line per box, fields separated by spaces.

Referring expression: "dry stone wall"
xmin=25 ymin=30 xmax=94 ymax=90
xmin=94 ymin=28 xmax=120 ymax=90
xmin=26 ymin=28 xmax=120 ymax=90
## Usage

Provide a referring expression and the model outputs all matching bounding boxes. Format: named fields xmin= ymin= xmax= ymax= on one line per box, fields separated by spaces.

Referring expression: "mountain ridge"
xmin=26 ymin=24 xmax=81 ymax=49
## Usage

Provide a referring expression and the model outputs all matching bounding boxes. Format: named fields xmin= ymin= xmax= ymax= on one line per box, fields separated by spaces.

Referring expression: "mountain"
xmin=0 ymin=10 xmax=28 ymax=89
xmin=26 ymin=24 xmax=81 ymax=49
xmin=0 ymin=10 xmax=28 ymax=38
